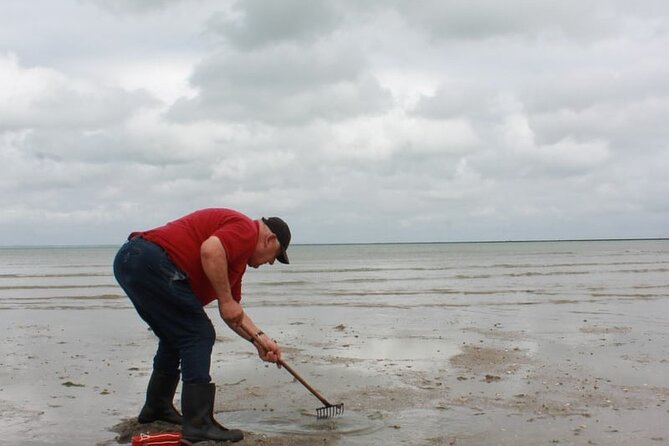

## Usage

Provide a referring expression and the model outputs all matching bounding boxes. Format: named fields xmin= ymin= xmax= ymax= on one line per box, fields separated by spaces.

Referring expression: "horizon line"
xmin=1 ymin=237 xmax=667 ymax=249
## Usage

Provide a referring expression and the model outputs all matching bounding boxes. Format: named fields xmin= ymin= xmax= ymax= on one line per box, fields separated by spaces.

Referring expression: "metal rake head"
xmin=316 ymin=403 xmax=344 ymax=419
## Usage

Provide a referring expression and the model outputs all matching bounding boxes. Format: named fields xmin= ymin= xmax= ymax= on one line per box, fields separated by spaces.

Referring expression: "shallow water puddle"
xmin=224 ymin=406 xmax=478 ymax=445
xmin=328 ymin=337 xmax=460 ymax=361
xmin=224 ymin=408 xmax=384 ymax=437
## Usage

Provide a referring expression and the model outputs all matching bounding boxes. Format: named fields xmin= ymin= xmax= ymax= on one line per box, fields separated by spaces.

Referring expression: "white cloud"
xmin=319 ymin=111 xmax=478 ymax=162
xmin=0 ymin=53 xmax=156 ymax=131
xmin=1 ymin=0 xmax=669 ymax=244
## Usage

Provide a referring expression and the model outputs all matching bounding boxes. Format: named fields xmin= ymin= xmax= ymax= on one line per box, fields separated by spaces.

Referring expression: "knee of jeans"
xmin=185 ymin=319 xmax=216 ymax=349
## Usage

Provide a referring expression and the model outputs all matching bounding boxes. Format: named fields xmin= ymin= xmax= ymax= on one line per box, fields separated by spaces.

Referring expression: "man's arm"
xmin=200 ymin=235 xmax=282 ymax=365
xmin=200 ymin=235 xmax=244 ymax=325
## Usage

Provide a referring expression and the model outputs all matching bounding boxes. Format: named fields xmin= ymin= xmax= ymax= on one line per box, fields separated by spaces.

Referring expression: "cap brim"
xmin=277 ymin=249 xmax=289 ymax=264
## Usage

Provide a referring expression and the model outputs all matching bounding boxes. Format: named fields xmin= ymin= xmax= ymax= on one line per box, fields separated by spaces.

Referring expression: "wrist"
xmin=249 ymin=331 xmax=264 ymax=344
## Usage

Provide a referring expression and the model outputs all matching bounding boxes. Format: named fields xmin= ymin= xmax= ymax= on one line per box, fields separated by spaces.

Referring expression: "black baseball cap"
xmin=262 ymin=217 xmax=291 ymax=264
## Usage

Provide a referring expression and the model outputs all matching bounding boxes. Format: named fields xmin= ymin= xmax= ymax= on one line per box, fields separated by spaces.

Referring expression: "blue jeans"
xmin=113 ymin=237 xmax=215 ymax=383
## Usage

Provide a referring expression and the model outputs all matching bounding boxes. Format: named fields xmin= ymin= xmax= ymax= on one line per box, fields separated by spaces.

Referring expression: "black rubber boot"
xmin=181 ymin=382 xmax=244 ymax=443
xmin=137 ymin=370 xmax=183 ymax=425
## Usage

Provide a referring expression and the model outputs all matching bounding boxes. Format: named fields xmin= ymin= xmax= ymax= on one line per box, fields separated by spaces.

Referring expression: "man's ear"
xmin=266 ymin=232 xmax=277 ymax=246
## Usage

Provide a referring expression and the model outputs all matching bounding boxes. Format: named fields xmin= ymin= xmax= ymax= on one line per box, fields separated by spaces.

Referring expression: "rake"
xmin=278 ymin=359 xmax=345 ymax=419
xmin=241 ymin=322 xmax=344 ymax=419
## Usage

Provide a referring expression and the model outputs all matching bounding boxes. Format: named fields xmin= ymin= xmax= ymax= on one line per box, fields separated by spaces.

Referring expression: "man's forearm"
xmin=231 ymin=313 xmax=262 ymax=343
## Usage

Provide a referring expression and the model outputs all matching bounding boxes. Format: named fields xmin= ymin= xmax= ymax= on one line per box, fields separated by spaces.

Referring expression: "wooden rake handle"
xmin=276 ymin=359 xmax=333 ymax=407
xmin=239 ymin=320 xmax=333 ymax=407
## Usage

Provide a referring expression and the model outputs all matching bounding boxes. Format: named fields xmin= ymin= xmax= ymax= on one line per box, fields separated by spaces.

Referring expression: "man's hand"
xmin=254 ymin=335 xmax=282 ymax=367
xmin=238 ymin=317 xmax=282 ymax=368
xmin=218 ymin=299 xmax=244 ymax=327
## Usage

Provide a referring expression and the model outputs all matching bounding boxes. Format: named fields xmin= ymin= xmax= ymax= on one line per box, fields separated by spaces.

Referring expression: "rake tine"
xmin=316 ymin=403 xmax=345 ymax=419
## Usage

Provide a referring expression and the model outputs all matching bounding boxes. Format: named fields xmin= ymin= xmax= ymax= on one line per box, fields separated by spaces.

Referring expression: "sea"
xmin=1 ymin=239 xmax=668 ymax=311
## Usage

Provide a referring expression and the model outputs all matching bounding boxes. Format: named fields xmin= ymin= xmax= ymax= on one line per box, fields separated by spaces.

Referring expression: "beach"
xmin=1 ymin=241 xmax=668 ymax=445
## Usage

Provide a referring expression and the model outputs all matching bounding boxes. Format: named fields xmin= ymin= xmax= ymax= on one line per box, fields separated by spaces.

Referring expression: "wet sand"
xmin=2 ymin=294 xmax=669 ymax=445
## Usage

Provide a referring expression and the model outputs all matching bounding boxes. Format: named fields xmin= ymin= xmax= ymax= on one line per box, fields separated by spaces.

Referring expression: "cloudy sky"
xmin=1 ymin=0 xmax=668 ymax=245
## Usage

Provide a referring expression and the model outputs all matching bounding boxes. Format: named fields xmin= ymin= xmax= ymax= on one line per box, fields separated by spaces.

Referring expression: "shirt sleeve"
xmin=212 ymin=217 xmax=255 ymax=303
xmin=213 ymin=220 xmax=256 ymax=264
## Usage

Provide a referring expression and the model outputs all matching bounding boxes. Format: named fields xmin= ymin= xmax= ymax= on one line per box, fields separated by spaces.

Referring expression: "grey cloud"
xmin=521 ymin=61 xmax=669 ymax=114
xmin=208 ymin=0 xmax=340 ymax=49
xmin=531 ymin=99 xmax=669 ymax=154
xmin=82 ymin=0 xmax=193 ymax=15
xmin=194 ymin=42 xmax=364 ymax=90
xmin=167 ymin=43 xmax=392 ymax=124
xmin=16 ymin=128 xmax=188 ymax=167
xmin=413 ymin=82 xmax=497 ymax=120
xmin=395 ymin=0 xmax=655 ymax=42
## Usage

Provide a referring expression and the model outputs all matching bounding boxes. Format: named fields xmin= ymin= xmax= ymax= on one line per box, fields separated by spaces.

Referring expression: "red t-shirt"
xmin=131 ymin=208 xmax=259 ymax=306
